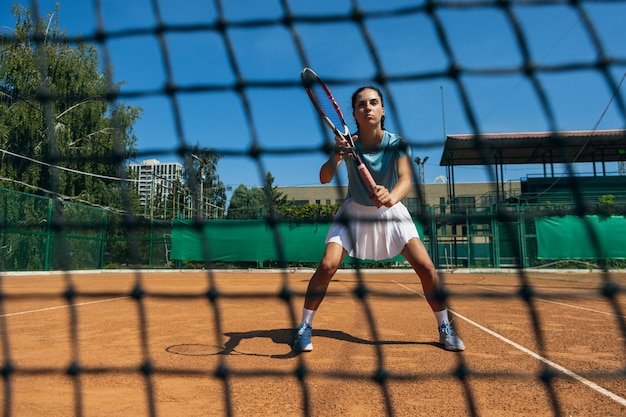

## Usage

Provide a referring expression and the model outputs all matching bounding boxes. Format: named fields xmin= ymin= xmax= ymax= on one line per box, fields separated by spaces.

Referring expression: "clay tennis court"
xmin=1 ymin=269 xmax=624 ymax=416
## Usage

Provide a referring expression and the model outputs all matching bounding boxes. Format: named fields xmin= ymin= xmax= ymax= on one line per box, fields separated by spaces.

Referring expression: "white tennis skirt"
xmin=326 ymin=199 xmax=420 ymax=261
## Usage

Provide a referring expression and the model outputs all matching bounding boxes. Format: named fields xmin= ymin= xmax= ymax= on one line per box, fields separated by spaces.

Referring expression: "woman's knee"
xmin=316 ymin=243 xmax=344 ymax=277
xmin=317 ymin=257 xmax=340 ymax=276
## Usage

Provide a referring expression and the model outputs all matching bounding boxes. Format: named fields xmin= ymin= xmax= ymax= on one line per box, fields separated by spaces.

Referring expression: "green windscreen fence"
xmin=170 ymin=219 xmax=425 ymax=263
xmin=6 ymin=182 xmax=625 ymax=270
xmin=171 ymin=220 xmax=328 ymax=263
xmin=536 ymin=215 xmax=626 ymax=260
xmin=0 ymin=187 xmax=172 ymax=271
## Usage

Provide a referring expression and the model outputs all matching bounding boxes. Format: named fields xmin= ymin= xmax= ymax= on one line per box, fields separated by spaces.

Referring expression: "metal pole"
xmin=191 ymin=154 xmax=206 ymax=218
xmin=440 ymin=85 xmax=447 ymax=140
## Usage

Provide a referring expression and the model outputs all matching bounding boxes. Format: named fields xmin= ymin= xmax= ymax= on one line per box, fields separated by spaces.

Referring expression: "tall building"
xmin=129 ymin=159 xmax=183 ymax=212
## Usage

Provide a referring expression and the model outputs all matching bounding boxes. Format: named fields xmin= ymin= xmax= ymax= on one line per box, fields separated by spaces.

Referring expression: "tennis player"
xmin=294 ymin=86 xmax=465 ymax=352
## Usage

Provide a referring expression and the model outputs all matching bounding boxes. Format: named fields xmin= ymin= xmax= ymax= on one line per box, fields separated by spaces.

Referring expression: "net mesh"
xmin=1 ymin=1 xmax=626 ymax=416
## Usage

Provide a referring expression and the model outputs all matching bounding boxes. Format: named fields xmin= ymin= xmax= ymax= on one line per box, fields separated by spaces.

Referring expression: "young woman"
xmin=293 ymin=86 xmax=464 ymax=352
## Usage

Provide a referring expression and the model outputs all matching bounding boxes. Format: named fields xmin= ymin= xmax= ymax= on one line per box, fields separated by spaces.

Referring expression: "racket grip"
xmin=357 ymin=163 xmax=377 ymax=192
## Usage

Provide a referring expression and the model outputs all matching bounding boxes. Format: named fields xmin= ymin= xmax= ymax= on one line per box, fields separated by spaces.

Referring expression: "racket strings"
xmin=310 ymin=84 xmax=347 ymax=133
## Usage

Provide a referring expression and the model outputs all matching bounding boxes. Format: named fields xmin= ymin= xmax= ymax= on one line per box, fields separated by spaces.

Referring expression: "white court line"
xmin=473 ymin=285 xmax=626 ymax=318
xmin=0 ymin=297 xmax=130 ymax=318
xmin=393 ymin=281 xmax=626 ymax=408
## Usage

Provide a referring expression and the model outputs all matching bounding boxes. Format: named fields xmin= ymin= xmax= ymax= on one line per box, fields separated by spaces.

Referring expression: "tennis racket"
xmin=300 ymin=67 xmax=377 ymax=193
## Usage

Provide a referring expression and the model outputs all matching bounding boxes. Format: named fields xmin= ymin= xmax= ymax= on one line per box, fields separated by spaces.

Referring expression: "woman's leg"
xmin=401 ymin=238 xmax=445 ymax=313
xmin=294 ymin=242 xmax=346 ymax=352
xmin=401 ymin=238 xmax=465 ymax=351
xmin=303 ymin=242 xmax=347 ymax=310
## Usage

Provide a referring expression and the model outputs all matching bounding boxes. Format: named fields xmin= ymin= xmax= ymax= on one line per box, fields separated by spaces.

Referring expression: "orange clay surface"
xmin=0 ymin=269 xmax=625 ymax=416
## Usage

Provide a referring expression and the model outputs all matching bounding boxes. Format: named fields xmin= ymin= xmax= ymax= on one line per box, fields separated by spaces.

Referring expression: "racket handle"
xmin=357 ymin=163 xmax=377 ymax=192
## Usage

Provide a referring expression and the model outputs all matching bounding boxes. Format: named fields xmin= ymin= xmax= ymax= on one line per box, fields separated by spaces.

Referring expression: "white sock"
xmin=301 ymin=308 xmax=316 ymax=326
xmin=434 ymin=309 xmax=449 ymax=326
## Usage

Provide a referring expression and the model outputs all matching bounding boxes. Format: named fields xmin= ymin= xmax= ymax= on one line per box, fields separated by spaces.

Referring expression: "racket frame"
xmin=301 ymin=67 xmax=377 ymax=193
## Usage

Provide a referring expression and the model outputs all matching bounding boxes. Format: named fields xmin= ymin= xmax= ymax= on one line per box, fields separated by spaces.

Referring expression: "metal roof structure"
xmin=438 ymin=129 xmax=626 ymax=203
xmin=440 ymin=129 xmax=626 ymax=166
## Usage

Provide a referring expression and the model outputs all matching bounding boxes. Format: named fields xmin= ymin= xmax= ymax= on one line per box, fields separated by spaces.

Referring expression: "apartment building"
xmin=129 ymin=159 xmax=183 ymax=210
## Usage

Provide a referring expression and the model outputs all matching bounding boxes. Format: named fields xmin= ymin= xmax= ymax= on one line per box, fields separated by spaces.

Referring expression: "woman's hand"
xmin=321 ymin=135 xmax=354 ymax=184
xmin=333 ymin=135 xmax=355 ymax=161
xmin=370 ymin=185 xmax=397 ymax=208
xmin=369 ymin=155 xmax=413 ymax=208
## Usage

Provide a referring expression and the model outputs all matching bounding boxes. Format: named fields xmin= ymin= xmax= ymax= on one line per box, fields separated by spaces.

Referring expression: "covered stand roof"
xmin=440 ymin=129 xmax=626 ymax=166
xmin=438 ymin=129 xmax=626 ymax=203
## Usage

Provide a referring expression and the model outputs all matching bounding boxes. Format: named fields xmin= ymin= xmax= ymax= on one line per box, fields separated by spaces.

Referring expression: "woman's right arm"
xmin=319 ymin=136 xmax=348 ymax=184
xmin=319 ymin=153 xmax=343 ymax=184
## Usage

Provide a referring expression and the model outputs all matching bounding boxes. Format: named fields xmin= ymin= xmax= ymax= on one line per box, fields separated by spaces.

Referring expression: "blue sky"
xmin=2 ymin=0 xmax=626 ymax=192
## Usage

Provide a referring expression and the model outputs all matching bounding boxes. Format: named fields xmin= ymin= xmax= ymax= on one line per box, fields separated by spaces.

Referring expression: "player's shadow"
xmin=221 ymin=328 xmax=439 ymax=359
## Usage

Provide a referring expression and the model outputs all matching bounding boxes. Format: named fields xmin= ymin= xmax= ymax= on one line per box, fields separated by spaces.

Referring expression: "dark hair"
xmin=351 ymin=86 xmax=385 ymax=130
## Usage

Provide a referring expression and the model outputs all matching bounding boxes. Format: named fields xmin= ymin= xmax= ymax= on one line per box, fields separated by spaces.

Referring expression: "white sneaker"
xmin=438 ymin=322 xmax=465 ymax=352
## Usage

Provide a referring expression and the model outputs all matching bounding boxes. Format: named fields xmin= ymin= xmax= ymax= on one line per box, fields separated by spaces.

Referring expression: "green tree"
xmin=263 ymin=171 xmax=290 ymax=214
xmin=226 ymin=184 xmax=266 ymax=219
xmin=598 ymin=194 xmax=616 ymax=216
xmin=184 ymin=142 xmax=228 ymax=218
xmin=280 ymin=202 xmax=340 ymax=222
xmin=225 ymin=172 xmax=291 ymax=220
xmin=0 ymin=4 xmax=140 ymax=209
